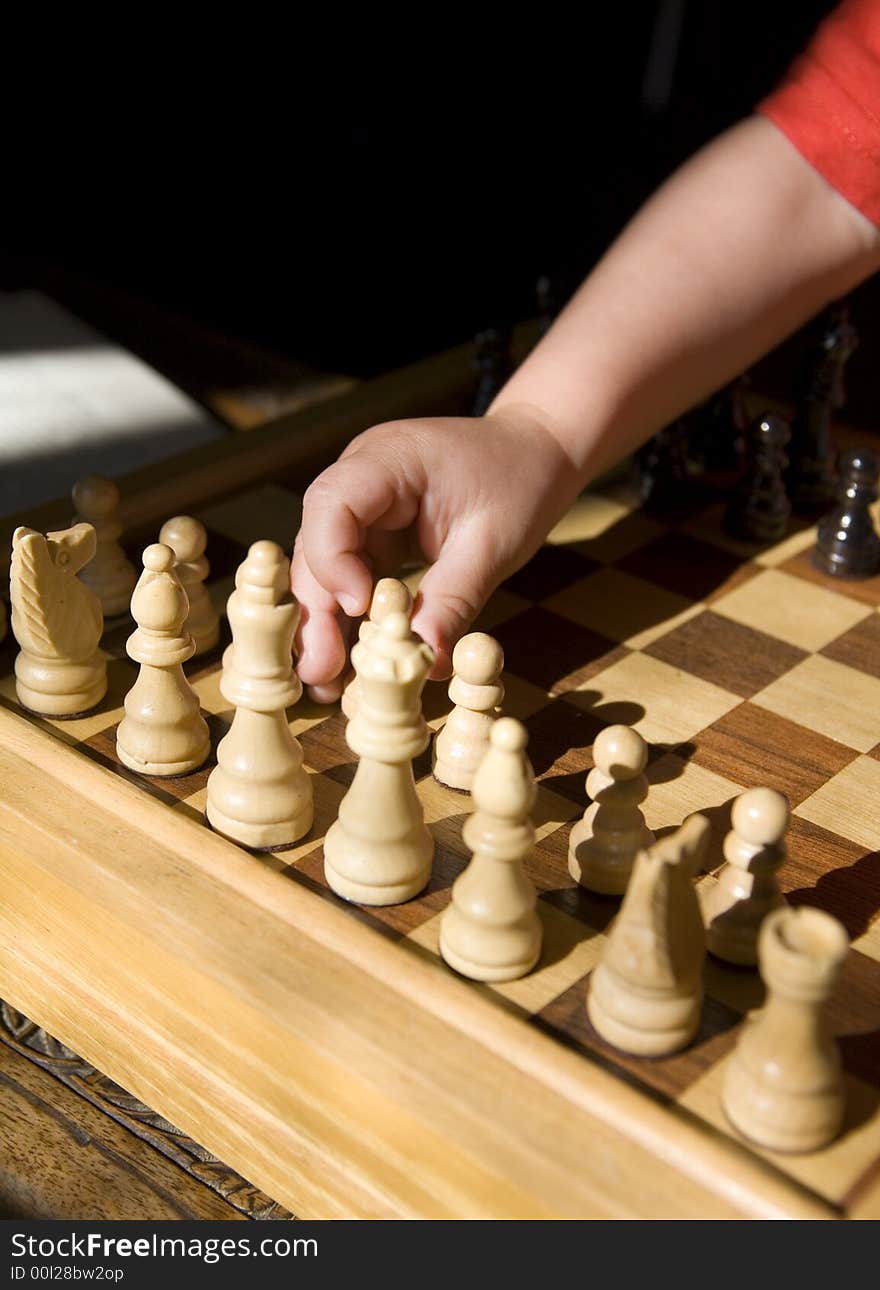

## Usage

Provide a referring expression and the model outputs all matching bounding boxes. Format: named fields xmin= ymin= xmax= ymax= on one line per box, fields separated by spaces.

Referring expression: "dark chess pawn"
xmin=636 ymin=420 xmax=690 ymax=507
xmin=471 ymin=325 xmax=513 ymax=416
xmin=725 ymin=412 xmax=791 ymax=543
xmin=688 ymin=375 xmax=750 ymax=476
xmin=813 ymin=449 xmax=880 ymax=579
xmin=787 ymin=302 xmax=859 ymax=514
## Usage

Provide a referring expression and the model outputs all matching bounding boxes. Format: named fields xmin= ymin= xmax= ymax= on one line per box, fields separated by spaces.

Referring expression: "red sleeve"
xmin=757 ymin=0 xmax=880 ymax=225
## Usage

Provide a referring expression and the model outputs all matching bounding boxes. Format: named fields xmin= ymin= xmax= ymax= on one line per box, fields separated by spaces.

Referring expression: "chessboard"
xmin=0 ymin=367 xmax=878 ymax=1219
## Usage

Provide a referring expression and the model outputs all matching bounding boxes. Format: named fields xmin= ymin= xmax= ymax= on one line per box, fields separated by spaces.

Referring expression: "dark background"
xmin=1 ymin=2 xmax=848 ymax=378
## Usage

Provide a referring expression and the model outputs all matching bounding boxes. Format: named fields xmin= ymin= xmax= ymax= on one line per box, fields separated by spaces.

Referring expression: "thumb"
xmin=411 ymin=528 xmax=497 ymax=679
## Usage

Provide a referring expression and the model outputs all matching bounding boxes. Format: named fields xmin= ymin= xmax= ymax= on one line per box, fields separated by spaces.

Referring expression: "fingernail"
xmin=338 ymin=593 xmax=360 ymax=616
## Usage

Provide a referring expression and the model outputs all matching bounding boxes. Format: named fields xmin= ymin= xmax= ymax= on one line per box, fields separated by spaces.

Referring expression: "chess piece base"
xmin=14 ymin=653 xmax=107 ymax=717
xmin=208 ymin=799 xmax=314 ymax=850
xmin=190 ymin=619 xmax=221 ymax=657
xmin=588 ymin=964 xmax=701 ymax=1057
xmin=323 ymin=842 xmax=432 ymax=906
xmin=117 ymin=739 xmax=210 ymax=778
xmin=439 ymin=911 xmax=541 ymax=982
xmin=722 ymin=1049 xmax=845 ymax=1154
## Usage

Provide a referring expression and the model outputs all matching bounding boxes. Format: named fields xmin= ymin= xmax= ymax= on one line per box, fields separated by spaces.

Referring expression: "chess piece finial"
xmin=568 ymin=724 xmax=654 ymax=895
xmin=340 ymin=577 xmax=414 ymax=720
xmin=116 ymin=543 xmax=210 ymax=776
xmin=324 ymin=611 xmax=435 ymax=905
xmin=724 ymin=411 xmax=791 ymax=543
xmin=703 ymin=787 xmax=788 ymax=965
xmin=10 ymin=522 xmax=107 ymax=716
xmin=812 ymin=448 xmax=880 ymax=579
xmin=440 ymin=717 xmax=542 ymax=981
xmin=159 ymin=515 xmax=220 ymax=655
xmin=722 ymin=906 xmax=848 ymax=1153
xmin=433 ymin=631 xmax=504 ymax=790
xmin=71 ymin=475 xmax=137 ymax=618
xmin=207 ymin=540 xmax=313 ymax=849
xmin=587 ymin=814 xmax=710 ymax=1056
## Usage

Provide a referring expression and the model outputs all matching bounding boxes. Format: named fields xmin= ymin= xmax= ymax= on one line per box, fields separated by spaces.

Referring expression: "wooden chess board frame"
xmin=0 ymin=340 xmax=878 ymax=1220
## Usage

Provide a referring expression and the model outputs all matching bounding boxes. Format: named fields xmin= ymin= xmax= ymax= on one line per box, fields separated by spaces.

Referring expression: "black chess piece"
xmin=687 ymin=376 xmax=750 ymax=477
xmin=813 ymin=448 xmax=880 ymax=579
xmin=787 ymin=302 xmax=859 ymax=515
xmin=535 ymin=275 xmax=556 ymax=338
xmin=725 ymin=412 xmax=791 ymax=543
xmin=472 ymin=325 xmax=513 ymax=416
xmin=636 ymin=420 xmax=691 ymax=507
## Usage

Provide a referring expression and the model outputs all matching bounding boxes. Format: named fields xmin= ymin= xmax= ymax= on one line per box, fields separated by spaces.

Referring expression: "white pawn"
xmin=207 ymin=541 xmax=313 ymax=849
xmin=341 ymin=578 xmax=413 ymax=720
xmin=568 ymin=725 xmax=654 ymax=895
xmin=116 ymin=544 xmax=210 ymax=777
xmin=588 ymin=814 xmax=710 ymax=1056
xmin=433 ymin=632 xmax=504 ymax=791
xmin=440 ymin=717 xmax=542 ymax=981
xmin=723 ymin=906 xmax=848 ymax=1153
xmin=703 ymin=787 xmax=789 ymax=965
xmin=159 ymin=515 xmax=220 ymax=656
xmin=72 ymin=475 xmax=137 ymax=618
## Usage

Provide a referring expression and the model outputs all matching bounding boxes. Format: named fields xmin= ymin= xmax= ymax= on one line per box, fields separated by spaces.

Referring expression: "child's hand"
xmin=291 ymin=409 xmax=578 ymax=700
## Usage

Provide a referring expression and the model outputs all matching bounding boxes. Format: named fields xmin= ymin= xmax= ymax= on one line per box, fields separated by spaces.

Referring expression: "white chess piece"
xmin=207 ymin=541 xmax=313 ymax=849
xmin=439 ymin=717 xmax=542 ymax=981
xmin=702 ymin=787 xmax=788 ymax=965
xmin=72 ymin=475 xmax=136 ymax=618
xmin=568 ymin=725 xmax=654 ymax=895
xmin=159 ymin=515 xmax=220 ymax=656
xmin=324 ymin=611 xmax=434 ymax=905
xmin=341 ymin=577 xmax=413 ymax=720
xmin=116 ymin=544 xmax=210 ymax=776
xmin=10 ymin=523 xmax=107 ymax=716
xmin=433 ymin=632 xmax=504 ymax=791
xmin=587 ymin=814 xmax=710 ymax=1056
xmin=722 ymin=906 xmax=848 ymax=1153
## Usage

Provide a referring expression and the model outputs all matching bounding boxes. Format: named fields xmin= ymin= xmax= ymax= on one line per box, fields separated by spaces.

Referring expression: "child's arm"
xmin=293 ymin=114 xmax=880 ymax=698
xmin=492 ymin=115 xmax=880 ymax=483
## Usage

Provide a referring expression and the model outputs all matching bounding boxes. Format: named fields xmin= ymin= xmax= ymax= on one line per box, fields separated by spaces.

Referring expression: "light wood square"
xmin=795 ymin=755 xmax=880 ymax=849
xmin=644 ymin=755 xmax=741 ymax=833
xmin=545 ymin=567 xmax=700 ymax=648
xmin=545 ymin=491 xmax=629 ymax=547
xmin=197 ymin=484 xmax=302 ymax=552
xmin=567 ymin=651 xmax=741 ymax=746
xmin=754 ymin=654 xmax=880 ymax=754
xmin=677 ymin=1062 xmax=880 ymax=1208
xmin=712 ymin=568 xmax=870 ymax=651
xmin=405 ymin=903 xmax=605 ymax=1015
xmin=755 ymin=525 xmax=817 ymax=568
xmin=190 ymin=669 xmax=231 ymax=719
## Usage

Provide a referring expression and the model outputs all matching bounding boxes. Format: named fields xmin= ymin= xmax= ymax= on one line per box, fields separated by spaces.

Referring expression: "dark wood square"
xmin=617 ymin=531 xmax=743 ymax=602
xmin=504 ymin=545 xmax=600 ymax=602
xmin=821 ymin=613 xmax=880 ymax=679
xmin=691 ymin=702 xmax=858 ymax=806
xmin=644 ymin=610 xmax=808 ymax=699
xmin=783 ymin=816 xmax=880 ymax=945
xmin=494 ymin=606 xmax=620 ymax=696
